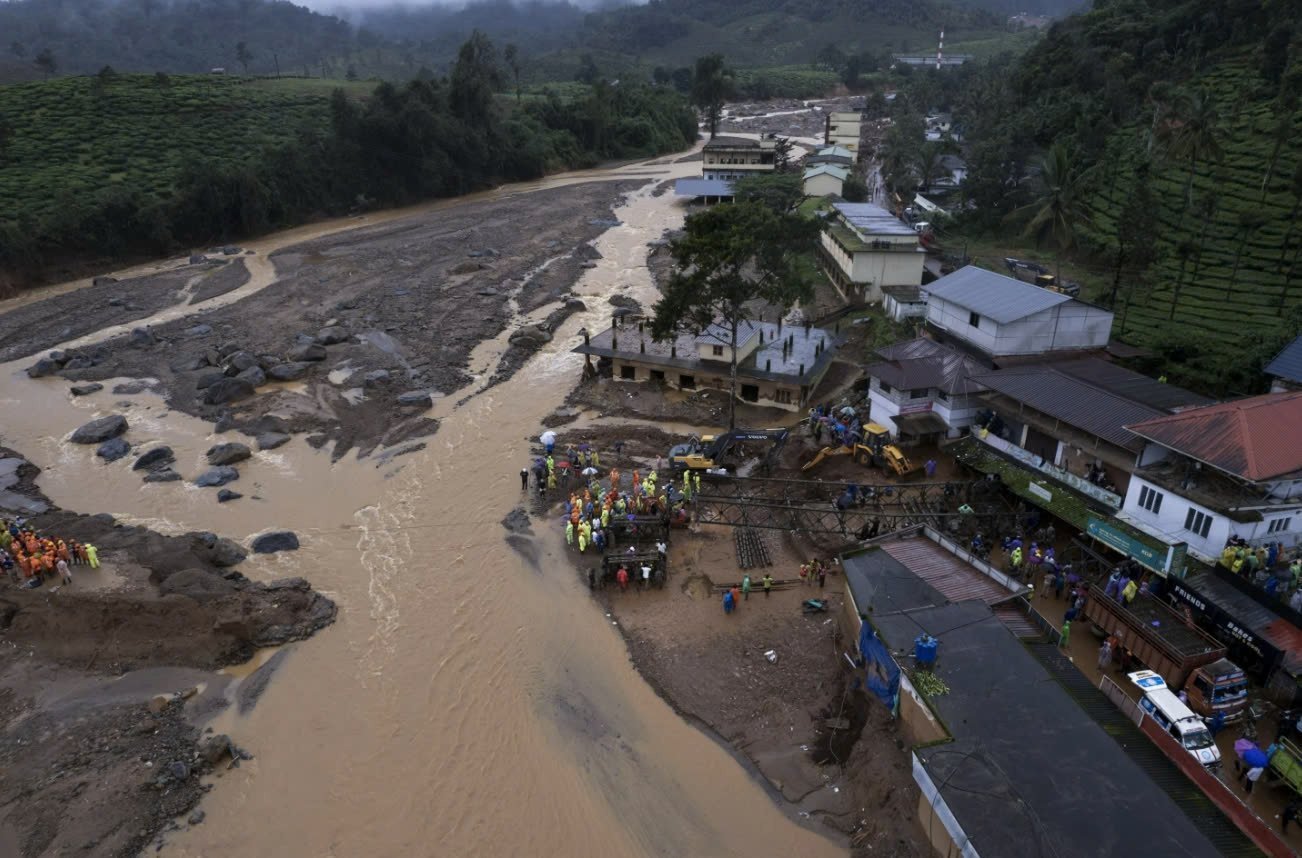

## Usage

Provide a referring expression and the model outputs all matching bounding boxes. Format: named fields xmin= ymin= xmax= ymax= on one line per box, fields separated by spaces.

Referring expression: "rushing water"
xmin=0 ymin=154 xmax=846 ymax=857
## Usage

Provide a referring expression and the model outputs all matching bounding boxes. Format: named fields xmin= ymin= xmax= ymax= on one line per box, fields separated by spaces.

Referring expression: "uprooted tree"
xmin=650 ymin=201 xmax=821 ymax=430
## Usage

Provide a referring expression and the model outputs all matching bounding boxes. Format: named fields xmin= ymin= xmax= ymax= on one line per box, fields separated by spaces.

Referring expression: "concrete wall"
xmin=867 ymin=378 xmax=981 ymax=438
xmin=819 ymin=231 xmax=924 ymax=299
xmin=927 ymin=298 xmax=1114 ymax=356
xmin=1120 ymin=476 xmax=1231 ymax=563
xmin=612 ymin=358 xmax=805 ymax=411
xmin=803 ymin=173 xmax=845 ymax=197
xmin=883 ymin=294 xmax=927 ymax=322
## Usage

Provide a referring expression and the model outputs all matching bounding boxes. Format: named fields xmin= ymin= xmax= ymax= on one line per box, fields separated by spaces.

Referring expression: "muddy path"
xmin=0 ymin=147 xmax=850 ymax=858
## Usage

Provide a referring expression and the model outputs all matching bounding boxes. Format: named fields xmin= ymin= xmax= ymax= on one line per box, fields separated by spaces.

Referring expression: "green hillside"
xmin=0 ymin=75 xmax=371 ymax=230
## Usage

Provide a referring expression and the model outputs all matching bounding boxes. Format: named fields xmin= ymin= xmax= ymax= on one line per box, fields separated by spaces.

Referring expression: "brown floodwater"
xmin=0 ymin=154 xmax=847 ymax=857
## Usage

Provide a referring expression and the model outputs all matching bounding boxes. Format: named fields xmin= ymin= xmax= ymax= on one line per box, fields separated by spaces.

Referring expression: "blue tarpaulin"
xmin=858 ymin=618 xmax=901 ymax=711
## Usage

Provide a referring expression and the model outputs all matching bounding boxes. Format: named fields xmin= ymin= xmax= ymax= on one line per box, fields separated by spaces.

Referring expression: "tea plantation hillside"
xmin=0 ymin=74 xmax=370 ymax=232
xmin=1078 ymin=59 xmax=1302 ymax=392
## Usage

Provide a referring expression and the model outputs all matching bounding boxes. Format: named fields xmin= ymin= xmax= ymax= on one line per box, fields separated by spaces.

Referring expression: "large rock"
xmin=235 ymin=366 xmax=266 ymax=388
xmin=203 ymin=377 xmax=255 ymax=405
xmin=206 ymin=442 xmax=251 ymax=466
xmin=159 ymin=568 xmax=237 ymax=600
xmin=70 ymin=414 xmax=128 ymax=444
xmin=286 ymin=343 xmax=327 ymax=362
xmin=315 ymin=326 xmax=351 ymax=345
xmin=363 ymin=369 xmax=391 ymax=388
xmin=64 ymin=355 xmax=94 ymax=370
xmin=224 ymin=351 xmax=258 ymax=374
xmin=190 ymin=532 xmax=247 ymax=567
xmin=397 ymin=391 xmax=433 ymax=408
xmin=143 ymin=468 xmax=181 ymax=483
xmin=217 ymin=489 xmax=243 ymax=503
xmin=129 ymin=327 xmax=155 ymax=347
xmin=195 ymin=369 xmax=226 ymax=390
xmin=26 ymin=358 xmax=61 ymax=378
xmin=509 ymin=324 xmax=552 ymax=346
xmin=70 ymin=383 xmax=104 ymax=397
xmin=133 ymin=446 xmax=175 ymax=471
xmin=251 ymin=531 xmax=299 ymax=554
xmin=194 ymin=466 xmax=239 ymax=488
xmin=256 ymin=432 xmax=290 ymax=451
xmin=184 ymin=324 xmax=213 ymax=337
xmin=96 ymin=437 xmax=131 ymax=462
xmin=267 ymin=362 xmax=312 ymax=382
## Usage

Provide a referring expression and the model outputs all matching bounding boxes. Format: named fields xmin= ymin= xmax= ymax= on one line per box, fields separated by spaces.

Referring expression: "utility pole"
xmin=936 ymin=29 xmax=944 ymax=71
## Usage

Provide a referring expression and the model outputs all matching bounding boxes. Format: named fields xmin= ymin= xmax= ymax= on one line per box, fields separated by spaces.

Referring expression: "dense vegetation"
xmin=899 ymin=0 xmax=1302 ymax=395
xmin=0 ymin=35 xmax=697 ymax=291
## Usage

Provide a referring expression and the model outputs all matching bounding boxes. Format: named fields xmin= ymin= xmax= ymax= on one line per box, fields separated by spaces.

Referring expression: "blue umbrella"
xmin=1242 ymin=748 xmax=1269 ymax=769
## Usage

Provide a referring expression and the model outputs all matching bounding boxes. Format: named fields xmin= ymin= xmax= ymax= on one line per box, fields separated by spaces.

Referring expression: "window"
xmin=1137 ymin=485 xmax=1163 ymax=514
xmin=936 ymin=390 xmax=950 ymax=402
xmin=968 ymin=311 xmax=981 ymax=328
xmin=711 ymin=345 xmax=724 ymax=356
xmin=878 ymin=381 xmax=893 ymax=394
xmin=650 ymin=370 xmax=665 ymax=383
xmin=775 ymin=389 xmax=792 ymax=405
xmin=679 ymin=374 xmax=696 ymax=390
xmin=1268 ymin=517 xmax=1292 ymax=534
xmin=910 ymin=389 xmax=928 ymax=399
xmin=620 ymin=365 xmax=636 ymax=380
xmin=1184 ymin=507 xmax=1213 ymax=539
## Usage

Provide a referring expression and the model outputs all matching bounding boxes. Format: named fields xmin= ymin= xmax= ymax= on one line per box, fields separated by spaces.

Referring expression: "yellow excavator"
xmin=802 ymin=423 xmax=921 ymax=477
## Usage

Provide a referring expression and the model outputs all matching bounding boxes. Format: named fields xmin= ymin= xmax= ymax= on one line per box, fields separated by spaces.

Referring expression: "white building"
xmin=882 ymin=285 xmax=928 ymax=322
xmin=1119 ymin=392 xmax=1302 ymax=565
xmin=925 ymin=266 xmax=1114 ymax=359
xmin=865 ymin=338 xmax=985 ymax=441
xmin=700 ymin=135 xmax=777 ymax=181
xmin=824 ymin=111 xmax=863 ymax=153
xmin=818 ymin=202 xmax=924 ymax=302
xmin=802 ymin=164 xmax=848 ymax=197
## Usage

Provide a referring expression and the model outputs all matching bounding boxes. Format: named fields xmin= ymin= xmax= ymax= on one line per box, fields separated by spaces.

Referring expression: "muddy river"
xmin=0 ymin=156 xmax=845 ymax=857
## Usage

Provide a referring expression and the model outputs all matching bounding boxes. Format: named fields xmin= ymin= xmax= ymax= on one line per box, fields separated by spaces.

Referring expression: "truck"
xmin=1268 ymin=736 xmax=1302 ymax=797
xmin=1083 ymin=586 xmax=1249 ymax=720
xmin=668 ymin=428 xmax=789 ymax=474
xmin=1003 ymin=257 xmax=1081 ymax=297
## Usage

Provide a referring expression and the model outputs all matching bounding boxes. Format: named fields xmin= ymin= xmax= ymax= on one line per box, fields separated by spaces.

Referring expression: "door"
xmin=740 ymin=384 xmax=759 ymax=403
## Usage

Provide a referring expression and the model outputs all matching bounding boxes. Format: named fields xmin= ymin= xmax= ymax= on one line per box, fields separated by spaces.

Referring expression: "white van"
xmin=1128 ymin=671 xmax=1221 ymax=768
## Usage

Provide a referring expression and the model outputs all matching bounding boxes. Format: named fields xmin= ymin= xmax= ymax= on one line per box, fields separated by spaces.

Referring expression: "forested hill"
xmin=944 ymin=0 xmax=1301 ymax=395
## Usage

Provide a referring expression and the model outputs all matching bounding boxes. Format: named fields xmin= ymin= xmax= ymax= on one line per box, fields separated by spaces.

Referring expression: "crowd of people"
xmin=1220 ymin=537 xmax=1302 ymax=612
xmin=0 ymin=518 xmax=100 ymax=589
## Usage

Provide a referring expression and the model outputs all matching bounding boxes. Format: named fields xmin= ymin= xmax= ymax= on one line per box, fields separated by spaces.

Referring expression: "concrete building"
xmin=572 ymin=318 xmax=841 ymax=412
xmin=881 ymin=285 xmax=927 ymax=322
xmin=865 ymin=338 xmax=985 ymax=441
xmin=818 ymin=202 xmax=924 ymax=302
xmin=700 ymin=135 xmax=777 ymax=181
xmin=805 ymin=145 xmax=854 ymax=168
xmin=823 ymin=111 xmax=863 ymax=153
xmin=925 ymin=266 xmax=1114 ymax=359
xmin=1265 ymin=334 xmax=1302 ymax=393
xmin=1120 ymin=392 xmax=1302 ymax=565
xmin=801 ymin=164 xmax=848 ymax=197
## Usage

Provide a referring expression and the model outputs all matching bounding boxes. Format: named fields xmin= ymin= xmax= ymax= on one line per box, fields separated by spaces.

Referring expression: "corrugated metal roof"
xmin=1047 ymin=357 xmax=1214 ymax=412
xmin=1265 ymin=334 xmax=1302 ymax=384
xmin=802 ymin=164 xmax=849 ymax=181
xmin=674 ymin=178 xmax=734 ymax=197
xmin=831 ymin=201 xmax=917 ymax=237
xmin=1126 ymin=391 xmax=1302 ymax=482
xmin=880 ymin=537 xmax=1019 ymax=605
xmin=926 ymin=265 xmax=1070 ymax=323
xmin=1184 ymin=569 xmax=1302 ymax=676
xmin=817 ymin=145 xmax=854 ymax=158
xmin=868 ymin=337 xmax=984 ymax=395
xmin=971 ymin=365 xmax=1165 ymax=451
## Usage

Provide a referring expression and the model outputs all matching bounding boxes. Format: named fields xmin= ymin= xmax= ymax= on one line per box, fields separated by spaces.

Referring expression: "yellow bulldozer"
xmin=801 ymin=423 xmax=921 ymax=477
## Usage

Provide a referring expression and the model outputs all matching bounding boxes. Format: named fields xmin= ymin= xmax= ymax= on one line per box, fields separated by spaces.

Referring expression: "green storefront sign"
xmin=1086 ymin=517 xmax=1166 ymax=572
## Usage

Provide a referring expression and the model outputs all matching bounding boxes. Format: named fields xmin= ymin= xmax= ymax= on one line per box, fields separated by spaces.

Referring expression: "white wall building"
xmin=818 ymin=202 xmax=924 ymax=302
xmin=925 ymin=266 xmax=1114 ymax=358
xmin=802 ymin=164 xmax=848 ymax=197
xmin=824 ymin=111 xmax=863 ymax=153
xmin=865 ymin=338 xmax=985 ymax=440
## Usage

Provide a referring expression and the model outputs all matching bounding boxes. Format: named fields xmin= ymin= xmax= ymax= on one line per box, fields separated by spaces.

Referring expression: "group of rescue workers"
xmin=0 ymin=519 xmax=100 ymax=588
xmin=1220 ymin=537 xmax=1302 ymax=611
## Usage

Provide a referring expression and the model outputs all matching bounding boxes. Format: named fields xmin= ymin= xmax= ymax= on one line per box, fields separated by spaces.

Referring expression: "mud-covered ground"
xmin=0 ymin=450 xmax=335 ymax=857
xmin=603 ymin=528 xmax=925 ymax=857
xmin=719 ymin=96 xmax=865 ymax=140
xmin=0 ymin=261 xmax=249 ymax=364
xmin=30 ymin=181 xmax=639 ymax=459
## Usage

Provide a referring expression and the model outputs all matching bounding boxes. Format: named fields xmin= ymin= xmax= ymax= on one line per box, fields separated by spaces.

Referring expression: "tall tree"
xmin=33 ymin=48 xmax=57 ymax=78
xmin=503 ymin=43 xmax=521 ymax=102
xmin=1277 ymin=161 xmax=1302 ymax=302
xmin=690 ymin=54 xmax=734 ymax=140
xmin=235 ymin=41 xmax=253 ymax=74
xmin=1108 ymin=161 xmax=1158 ymax=309
xmin=650 ymin=202 xmax=820 ymax=429
xmin=1225 ymin=210 xmax=1268 ymax=297
xmin=1161 ymin=88 xmax=1224 ymax=214
xmin=450 ymin=30 xmax=501 ymax=125
xmin=732 ymin=173 xmax=803 ymax=214
xmin=1012 ymin=142 xmax=1091 ymax=283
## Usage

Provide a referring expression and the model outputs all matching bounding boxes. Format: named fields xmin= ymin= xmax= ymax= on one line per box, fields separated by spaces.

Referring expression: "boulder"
xmin=200 ymin=734 xmax=233 ymax=765
xmin=363 ymin=369 xmax=391 ymax=388
xmin=26 ymin=358 xmax=61 ymax=378
xmin=96 ymin=437 xmax=131 ymax=462
xmin=112 ymin=381 xmax=153 ymax=395
xmin=129 ymin=327 xmax=154 ymax=347
xmin=190 ymin=532 xmax=247 ymax=567
xmin=267 ymin=362 xmax=312 ymax=382
xmin=509 ymin=324 xmax=552 ymax=346
xmin=70 ymin=383 xmax=103 ymax=397
xmin=216 ymin=489 xmax=243 ymax=503
xmin=564 ymin=298 xmax=587 ymax=311
xmin=184 ymin=324 xmax=213 ymax=337
xmin=221 ymin=246 xmax=241 ymax=256
xmin=251 ymin=531 xmax=299 ymax=554
xmin=305 ymin=433 xmax=329 ymax=449
xmin=224 ymin=351 xmax=258 ymax=374
xmin=189 ymin=254 xmax=207 ymax=264
xmin=193 ymin=466 xmax=239 ymax=488
xmin=143 ymin=468 xmax=181 ymax=483
xmin=235 ymin=366 xmax=266 ymax=388
xmin=189 ymin=811 xmax=206 ymax=826
xmin=148 ymin=694 xmax=171 ymax=714
xmin=70 ymin=414 xmax=128 ymax=444
xmin=168 ymin=761 xmax=190 ymax=781
xmin=49 ymin=350 xmax=69 ymax=364
xmin=286 ymin=343 xmax=327 ymax=362
xmin=195 ymin=369 xmax=226 ymax=390
xmin=217 ymin=342 xmax=241 ymax=358
xmin=213 ymin=413 xmax=235 ymax=433
xmin=397 ymin=391 xmax=433 ymax=408
xmin=203 ymin=377 xmax=255 ymax=405
xmin=159 ymin=569 xmax=237 ymax=600
xmin=206 ymin=442 xmax=251 ymax=466
xmin=316 ymin=326 xmax=351 ymax=345
xmin=133 ymin=446 xmax=175 ymax=471
xmin=92 ymin=275 xmax=118 ymax=287
xmin=256 ymin=432 xmax=290 ymax=451
xmin=64 ymin=355 xmax=94 ymax=371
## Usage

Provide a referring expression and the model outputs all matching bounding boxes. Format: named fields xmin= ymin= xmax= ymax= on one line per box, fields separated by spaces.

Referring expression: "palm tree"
xmin=1161 ymin=88 xmax=1224 ymax=215
xmin=1012 ymin=142 xmax=1091 ymax=284
xmin=1225 ymin=210 xmax=1268 ymax=297
xmin=1279 ymin=162 xmax=1302 ymax=306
